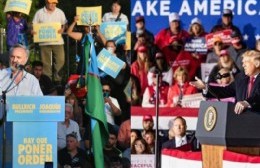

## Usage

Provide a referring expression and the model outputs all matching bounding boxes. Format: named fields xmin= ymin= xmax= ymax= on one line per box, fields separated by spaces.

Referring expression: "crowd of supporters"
xmin=129 ymin=8 xmax=260 ymax=163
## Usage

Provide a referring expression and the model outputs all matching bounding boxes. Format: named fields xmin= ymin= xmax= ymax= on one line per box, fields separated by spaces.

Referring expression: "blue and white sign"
xmin=100 ymin=22 xmax=127 ymax=45
xmin=184 ymin=37 xmax=207 ymax=54
xmin=131 ymin=0 xmax=260 ymax=48
xmin=97 ymin=48 xmax=125 ymax=78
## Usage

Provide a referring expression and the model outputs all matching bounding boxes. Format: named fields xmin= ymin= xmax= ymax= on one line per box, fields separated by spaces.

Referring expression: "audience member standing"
xmin=32 ymin=0 xmax=67 ymax=82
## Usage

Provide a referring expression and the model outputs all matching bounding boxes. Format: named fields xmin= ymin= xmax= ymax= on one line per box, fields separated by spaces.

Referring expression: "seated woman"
xmin=131 ymin=138 xmax=151 ymax=154
xmin=142 ymin=68 xmax=169 ymax=107
xmin=167 ymin=66 xmax=197 ymax=107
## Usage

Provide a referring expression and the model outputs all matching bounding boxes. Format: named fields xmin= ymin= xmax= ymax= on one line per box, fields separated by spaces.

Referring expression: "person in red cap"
xmin=147 ymin=52 xmax=173 ymax=86
xmin=142 ymin=67 xmax=169 ymax=108
xmin=211 ymin=9 xmax=241 ymax=37
xmin=141 ymin=115 xmax=154 ymax=138
xmin=131 ymin=45 xmax=150 ymax=94
xmin=208 ymin=49 xmax=240 ymax=84
xmin=131 ymin=16 xmax=154 ymax=56
xmin=155 ymin=12 xmax=189 ymax=52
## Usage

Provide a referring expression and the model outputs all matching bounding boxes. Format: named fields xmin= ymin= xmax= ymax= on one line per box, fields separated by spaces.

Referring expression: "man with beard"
xmin=104 ymin=125 xmax=122 ymax=162
xmin=141 ymin=115 xmax=154 ymax=138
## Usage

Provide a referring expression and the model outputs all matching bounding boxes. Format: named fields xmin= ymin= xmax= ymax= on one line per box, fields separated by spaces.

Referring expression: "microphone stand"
xmin=1 ymin=68 xmax=23 ymax=168
xmin=154 ymin=72 xmax=161 ymax=168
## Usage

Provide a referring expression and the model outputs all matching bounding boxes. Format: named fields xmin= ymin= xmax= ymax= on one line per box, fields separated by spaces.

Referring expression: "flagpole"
xmin=154 ymin=72 xmax=160 ymax=168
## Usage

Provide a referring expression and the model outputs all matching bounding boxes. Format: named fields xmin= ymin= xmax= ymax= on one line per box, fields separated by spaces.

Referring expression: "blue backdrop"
xmin=131 ymin=0 xmax=260 ymax=48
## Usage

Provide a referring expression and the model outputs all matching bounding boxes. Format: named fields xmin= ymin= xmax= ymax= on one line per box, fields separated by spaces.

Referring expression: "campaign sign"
xmin=184 ymin=37 xmax=207 ymax=54
xmin=13 ymin=122 xmax=57 ymax=168
xmin=7 ymin=96 xmax=65 ymax=122
xmin=4 ymin=0 xmax=32 ymax=15
xmin=6 ymin=96 xmax=64 ymax=168
xmin=76 ymin=6 xmax=102 ymax=25
xmin=131 ymin=154 xmax=155 ymax=168
xmin=97 ymin=48 xmax=125 ymax=78
xmin=100 ymin=22 xmax=127 ymax=45
xmin=205 ymin=29 xmax=232 ymax=48
xmin=33 ymin=23 xmax=61 ymax=43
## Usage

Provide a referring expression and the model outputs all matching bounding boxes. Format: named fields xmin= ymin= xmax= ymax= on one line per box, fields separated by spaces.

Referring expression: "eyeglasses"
xmin=216 ymin=72 xmax=231 ymax=79
xmin=102 ymin=89 xmax=110 ymax=92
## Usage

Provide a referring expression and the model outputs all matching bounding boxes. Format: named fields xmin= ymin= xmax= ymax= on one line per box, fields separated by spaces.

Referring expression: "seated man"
xmin=58 ymin=133 xmax=90 ymax=168
xmin=162 ymin=116 xmax=200 ymax=151
xmin=58 ymin=103 xmax=81 ymax=150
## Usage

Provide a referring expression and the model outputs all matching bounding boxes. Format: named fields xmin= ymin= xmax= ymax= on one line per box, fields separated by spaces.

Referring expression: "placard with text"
xmin=76 ymin=6 xmax=102 ymax=25
xmin=33 ymin=23 xmax=61 ymax=43
xmin=4 ymin=0 xmax=32 ymax=15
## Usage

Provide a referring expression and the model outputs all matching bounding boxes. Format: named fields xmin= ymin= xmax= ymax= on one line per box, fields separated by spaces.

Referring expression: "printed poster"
xmin=33 ymin=22 xmax=61 ymax=43
xmin=184 ymin=37 xmax=207 ymax=54
xmin=76 ymin=6 xmax=102 ymax=25
xmin=100 ymin=22 xmax=127 ymax=45
xmin=97 ymin=48 xmax=125 ymax=78
xmin=4 ymin=0 xmax=32 ymax=15
xmin=205 ymin=29 xmax=232 ymax=49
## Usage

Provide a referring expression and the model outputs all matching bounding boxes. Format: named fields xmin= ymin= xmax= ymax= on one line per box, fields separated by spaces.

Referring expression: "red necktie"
xmin=247 ymin=77 xmax=255 ymax=98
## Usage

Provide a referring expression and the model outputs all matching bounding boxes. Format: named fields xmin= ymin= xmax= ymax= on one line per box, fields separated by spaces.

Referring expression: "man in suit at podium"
xmin=191 ymin=50 xmax=260 ymax=114
xmin=0 ymin=44 xmax=43 ymax=96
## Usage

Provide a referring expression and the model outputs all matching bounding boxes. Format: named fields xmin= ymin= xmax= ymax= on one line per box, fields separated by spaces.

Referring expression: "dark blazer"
xmin=161 ymin=132 xmax=200 ymax=151
xmin=207 ymin=72 xmax=260 ymax=111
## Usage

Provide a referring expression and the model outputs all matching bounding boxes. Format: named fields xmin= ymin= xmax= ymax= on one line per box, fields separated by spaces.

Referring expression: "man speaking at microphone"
xmin=0 ymin=44 xmax=43 ymax=96
xmin=190 ymin=50 xmax=260 ymax=114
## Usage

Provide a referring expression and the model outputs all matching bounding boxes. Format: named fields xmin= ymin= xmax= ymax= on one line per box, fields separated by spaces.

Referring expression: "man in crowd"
xmin=58 ymin=103 xmax=81 ymax=150
xmin=191 ymin=50 xmax=260 ymax=114
xmin=32 ymin=60 xmax=56 ymax=95
xmin=102 ymin=81 xmax=121 ymax=132
xmin=58 ymin=133 xmax=89 ymax=168
xmin=141 ymin=115 xmax=154 ymax=138
xmin=162 ymin=116 xmax=199 ymax=150
xmin=32 ymin=0 xmax=67 ymax=82
xmin=211 ymin=9 xmax=241 ymax=36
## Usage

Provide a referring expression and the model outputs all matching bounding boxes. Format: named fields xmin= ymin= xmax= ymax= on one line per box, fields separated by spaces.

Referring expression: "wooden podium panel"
xmin=202 ymin=145 xmax=226 ymax=168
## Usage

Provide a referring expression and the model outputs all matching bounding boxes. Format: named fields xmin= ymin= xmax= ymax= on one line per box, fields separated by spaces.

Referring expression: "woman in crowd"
xmin=147 ymin=52 xmax=173 ymax=86
xmin=208 ymin=49 xmax=240 ymax=84
xmin=130 ymin=75 xmax=142 ymax=106
xmin=131 ymin=138 xmax=151 ymax=154
xmin=142 ymin=68 xmax=169 ymax=107
xmin=167 ymin=66 xmax=197 ymax=107
xmin=188 ymin=17 xmax=208 ymax=75
xmin=131 ymin=45 xmax=151 ymax=94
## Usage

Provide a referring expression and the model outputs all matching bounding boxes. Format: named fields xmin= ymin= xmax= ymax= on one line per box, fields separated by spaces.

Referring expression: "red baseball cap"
xmin=137 ymin=45 xmax=147 ymax=53
xmin=220 ymin=50 xmax=229 ymax=57
xmin=143 ymin=115 xmax=153 ymax=121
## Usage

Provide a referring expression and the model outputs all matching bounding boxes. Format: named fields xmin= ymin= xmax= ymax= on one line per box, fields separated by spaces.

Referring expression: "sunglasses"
xmin=216 ymin=72 xmax=230 ymax=79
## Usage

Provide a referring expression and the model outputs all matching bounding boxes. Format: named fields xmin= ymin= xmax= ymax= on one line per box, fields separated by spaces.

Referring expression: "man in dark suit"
xmin=162 ymin=116 xmax=199 ymax=151
xmin=191 ymin=50 xmax=260 ymax=114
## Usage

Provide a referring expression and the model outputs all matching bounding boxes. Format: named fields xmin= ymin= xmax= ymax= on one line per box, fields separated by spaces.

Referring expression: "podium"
xmin=0 ymin=96 xmax=64 ymax=168
xmin=196 ymin=101 xmax=260 ymax=168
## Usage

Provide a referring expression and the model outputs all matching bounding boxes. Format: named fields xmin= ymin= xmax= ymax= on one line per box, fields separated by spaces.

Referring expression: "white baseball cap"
xmin=169 ymin=12 xmax=180 ymax=23
xmin=191 ymin=17 xmax=201 ymax=25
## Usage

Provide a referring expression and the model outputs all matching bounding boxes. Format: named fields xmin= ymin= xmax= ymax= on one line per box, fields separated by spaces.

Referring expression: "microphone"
xmin=16 ymin=64 xmax=25 ymax=70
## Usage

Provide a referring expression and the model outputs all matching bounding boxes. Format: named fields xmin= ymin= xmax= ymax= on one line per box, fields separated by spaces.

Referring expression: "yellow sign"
xmin=76 ymin=6 xmax=102 ymax=25
xmin=125 ymin=31 xmax=131 ymax=50
xmin=204 ymin=106 xmax=217 ymax=131
xmin=4 ymin=0 xmax=32 ymax=15
xmin=33 ymin=22 xmax=61 ymax=43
